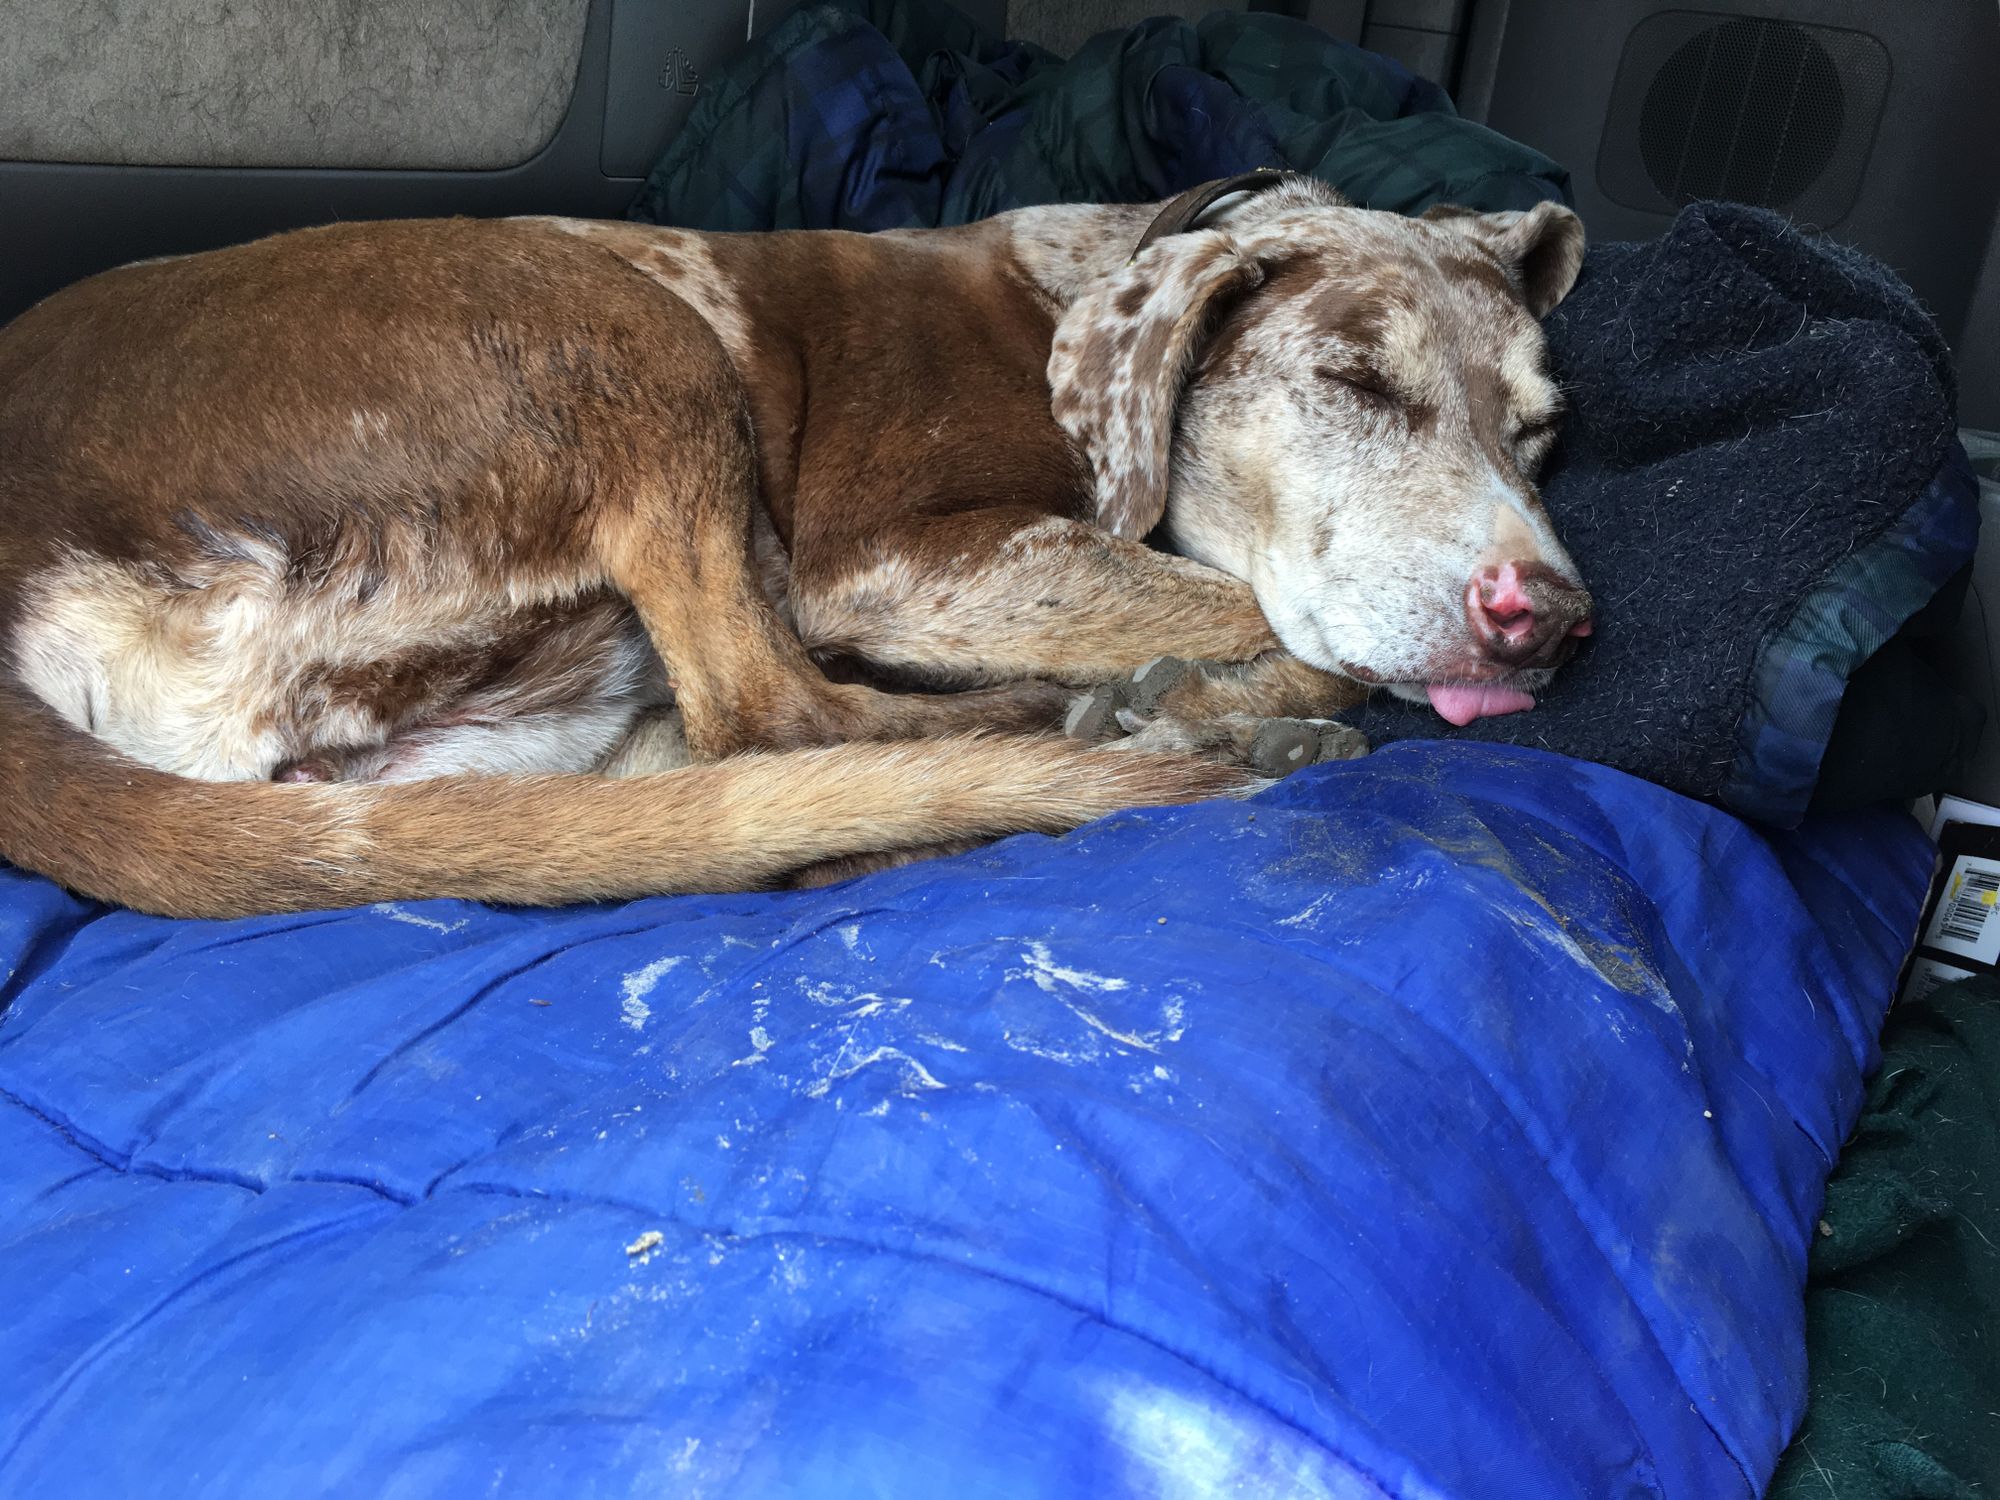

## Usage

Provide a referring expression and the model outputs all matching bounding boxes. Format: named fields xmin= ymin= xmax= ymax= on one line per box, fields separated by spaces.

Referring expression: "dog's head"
xmin=1049 ymin=173 xmax=1592 ymax=724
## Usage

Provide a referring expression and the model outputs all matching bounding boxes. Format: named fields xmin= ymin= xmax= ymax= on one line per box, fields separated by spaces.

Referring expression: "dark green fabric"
xmin=1770 ymin=979 xmax=2000 ymax=1498
xmin=1810 ymin=636 xmax=1985 ymax=814
xmin=984 ymin=11 xmax=1571 ymax=216
xmin=629 ymin=0 xmax=1568 ymax=233
xmin=1810 ymin=561 xmax=1984 ymax=815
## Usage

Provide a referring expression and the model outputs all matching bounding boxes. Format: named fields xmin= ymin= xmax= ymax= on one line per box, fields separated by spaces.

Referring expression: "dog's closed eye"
xmin=1313 ymin=364 xmax=1399 ymax=409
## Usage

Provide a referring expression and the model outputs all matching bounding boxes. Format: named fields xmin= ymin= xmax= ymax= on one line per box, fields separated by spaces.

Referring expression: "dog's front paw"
xmin=1101 ymin=711 xmax=1368 ymax=778
xmin=1064 ymin=683 xmax=1124 ymax=743
xmin=1065 ymin=656 xmax=1233 ymax=743
xmin=1247 ymin=718 xmax=1369 ymax=777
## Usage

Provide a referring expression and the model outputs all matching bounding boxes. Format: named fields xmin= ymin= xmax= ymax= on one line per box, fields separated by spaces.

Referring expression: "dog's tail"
xmin=0 ymin=680 xmax=1251 ymax=918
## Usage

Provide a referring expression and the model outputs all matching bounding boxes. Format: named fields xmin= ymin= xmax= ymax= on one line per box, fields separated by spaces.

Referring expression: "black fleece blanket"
xmin=1338 ymin=202 xmax=1973 ymax=824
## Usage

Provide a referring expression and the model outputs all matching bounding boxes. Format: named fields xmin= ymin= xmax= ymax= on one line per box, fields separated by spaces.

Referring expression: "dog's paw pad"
xmin=1124 ymin=655 xmax=1197 ymax=715
xmin=1064 ymin=685 xmax=1121 ymax=741
xmin=1312 ymin=722 xmax=1371 ymax=762
xmin=1248 ymin=719 xmax=1323 ymax=779
xmin=1245 ymin=719 xmax=1371 ymax=778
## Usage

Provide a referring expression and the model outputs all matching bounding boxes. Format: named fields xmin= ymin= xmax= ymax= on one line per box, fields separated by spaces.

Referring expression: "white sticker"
xmin=1920 ymin=855 xmax=2000 ymax=965
xmin=1928 ymin=794 xmax=2000 ymax=840
xmin=1900 ymin=956 xmax=1977 ymax=1006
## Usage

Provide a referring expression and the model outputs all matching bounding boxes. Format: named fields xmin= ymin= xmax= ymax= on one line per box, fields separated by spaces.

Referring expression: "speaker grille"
xmin=1598 ymin=11 xmax=1891 ymax=227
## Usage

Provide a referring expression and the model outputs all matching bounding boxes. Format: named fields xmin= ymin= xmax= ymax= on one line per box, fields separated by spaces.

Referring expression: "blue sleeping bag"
xmin=0 ymin=743 xmax=1929 ymax=1497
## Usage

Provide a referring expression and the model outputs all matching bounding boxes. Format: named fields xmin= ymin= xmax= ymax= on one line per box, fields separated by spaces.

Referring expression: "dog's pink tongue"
xmin=1426 ymin=683 xmax=1538 ymax=726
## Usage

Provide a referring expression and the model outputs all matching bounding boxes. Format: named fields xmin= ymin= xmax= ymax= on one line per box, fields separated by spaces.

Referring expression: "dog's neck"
xmin=999 ymin=203 xmax=1159 ymax=309
xmin=643 ymin=205 xmax=1244 ymax=546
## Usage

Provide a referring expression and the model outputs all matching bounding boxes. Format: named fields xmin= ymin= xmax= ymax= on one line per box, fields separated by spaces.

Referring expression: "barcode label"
xmin=1921 ymin=856 xmax=2000 ymax=964
xmin=1941 ymin=869 xmax=1999 ymax=942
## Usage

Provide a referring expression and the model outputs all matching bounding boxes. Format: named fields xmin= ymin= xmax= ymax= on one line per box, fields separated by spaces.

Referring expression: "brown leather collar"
xmin=1129 ymin=168 xmax=1300 ymax=261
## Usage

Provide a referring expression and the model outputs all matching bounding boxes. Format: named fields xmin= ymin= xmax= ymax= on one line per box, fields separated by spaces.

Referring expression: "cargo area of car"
xmin=2 ymin=5 xmax=1996 ymax=1496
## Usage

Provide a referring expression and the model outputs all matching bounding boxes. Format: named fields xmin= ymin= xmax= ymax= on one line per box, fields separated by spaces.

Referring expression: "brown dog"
xmin=0 ymin=173 xmax=1592 ymax=916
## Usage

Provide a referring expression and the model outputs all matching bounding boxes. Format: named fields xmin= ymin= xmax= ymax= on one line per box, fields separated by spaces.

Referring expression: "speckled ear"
xmin=1047 ymin=236 xmax=1264 ymax=541
xmin=1422 ymin=200 xmax=1587 ymax=317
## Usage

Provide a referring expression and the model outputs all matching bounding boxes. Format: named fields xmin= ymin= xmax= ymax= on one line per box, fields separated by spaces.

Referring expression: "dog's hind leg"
xmin=268 ymin=595 xmax=672 ymax=784
xmin=577 ymin=319 xmax=1070 ymax=760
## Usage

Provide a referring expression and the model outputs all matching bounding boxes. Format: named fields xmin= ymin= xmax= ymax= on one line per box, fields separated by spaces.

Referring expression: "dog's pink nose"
xmin=1465 ymin=562 xmax=1594 ymax=667
xmin=1474 ymin=564 xmax=1539 ymax=644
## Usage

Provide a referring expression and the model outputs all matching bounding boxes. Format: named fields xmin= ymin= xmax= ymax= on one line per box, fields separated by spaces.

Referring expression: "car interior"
xmin=3 ymin=3 xmax=1997 ymax=1496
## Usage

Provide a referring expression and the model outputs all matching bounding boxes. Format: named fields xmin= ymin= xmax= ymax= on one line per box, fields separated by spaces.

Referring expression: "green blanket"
xmin=1772 ymin=979 xmax=2000 ymax=1497
xmin=629 ymin=0 xmax=1569 ymax=231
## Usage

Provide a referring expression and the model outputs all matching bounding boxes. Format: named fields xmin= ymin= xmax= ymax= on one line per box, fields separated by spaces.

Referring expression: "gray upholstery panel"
xmin=1 ymin=0 xmax=591 ymax=169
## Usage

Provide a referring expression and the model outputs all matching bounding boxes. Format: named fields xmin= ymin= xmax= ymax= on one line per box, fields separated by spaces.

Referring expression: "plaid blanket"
xmin=628 ymin=0 xmax=1570 ymax=230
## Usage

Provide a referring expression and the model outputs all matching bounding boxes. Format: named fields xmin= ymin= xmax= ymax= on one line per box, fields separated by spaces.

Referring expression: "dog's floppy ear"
xmin=1049 ymin=229 xmax=1265 ymax=540
xmin=1421 ymin=199 xmax=1586 ymax=318
xmin=1050 ymin=171 xmax=1300 ymax=540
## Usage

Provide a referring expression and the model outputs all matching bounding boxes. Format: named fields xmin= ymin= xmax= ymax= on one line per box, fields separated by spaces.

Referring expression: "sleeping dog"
xmin=0 ymin=172 xmax=1592 ymax=916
